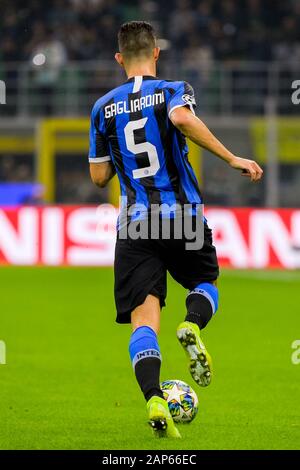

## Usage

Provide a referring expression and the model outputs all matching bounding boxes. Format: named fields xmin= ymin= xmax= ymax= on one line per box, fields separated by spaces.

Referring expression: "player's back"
xmin=89 ymin=75 xmax=202 ymax=211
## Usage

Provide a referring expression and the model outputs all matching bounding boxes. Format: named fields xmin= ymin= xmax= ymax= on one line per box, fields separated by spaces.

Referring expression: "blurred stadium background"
xmin=0 ymin=0 xmax=300 ymax=267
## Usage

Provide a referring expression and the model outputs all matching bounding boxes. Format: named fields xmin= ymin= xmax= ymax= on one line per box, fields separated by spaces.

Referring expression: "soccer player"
xmin=89 ymin=21 xmax=263 ymax=438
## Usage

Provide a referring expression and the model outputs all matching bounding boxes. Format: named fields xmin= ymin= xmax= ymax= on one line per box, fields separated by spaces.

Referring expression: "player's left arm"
xmin=170 ymin=106 xmax=263 ymax=182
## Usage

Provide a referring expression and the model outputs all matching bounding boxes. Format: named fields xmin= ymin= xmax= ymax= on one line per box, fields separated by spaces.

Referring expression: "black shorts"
xmin=114 ymin=221 xmax=219 ymax=323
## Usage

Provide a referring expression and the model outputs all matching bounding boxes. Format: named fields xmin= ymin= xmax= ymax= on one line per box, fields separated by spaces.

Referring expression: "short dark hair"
xmin=118 ymin=21 xmax=156 ymax=58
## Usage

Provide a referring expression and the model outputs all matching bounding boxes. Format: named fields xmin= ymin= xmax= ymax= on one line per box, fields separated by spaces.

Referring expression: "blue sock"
xmin=129 ymin=326 xmax=163 ymax=401
xmin=185 ymin=282 xmax=219 ymax=330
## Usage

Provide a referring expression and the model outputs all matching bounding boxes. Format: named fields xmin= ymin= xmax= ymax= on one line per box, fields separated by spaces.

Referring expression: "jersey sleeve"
xmin=88 ymin=104 xmax=111 ymax=163
xmin=167 ymin=81 xmax=197 ymax=118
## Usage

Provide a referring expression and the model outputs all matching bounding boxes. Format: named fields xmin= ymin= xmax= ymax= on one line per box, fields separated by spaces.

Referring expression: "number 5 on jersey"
xmin=124 ymin=117 xmax=160 ymax=179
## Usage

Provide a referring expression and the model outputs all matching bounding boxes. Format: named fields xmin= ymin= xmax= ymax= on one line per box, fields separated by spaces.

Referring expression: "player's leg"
xmin=131 ymin=294 xmax=161 ymax=333
xmin=130 ymin=294 xmax=162 ymax=402
xmin=163 ymin=222 xmax=219 ymax=387
xmin=185 ymin=280 xmax=219 ymax=331
xmin=129 ymin=295 xmax=181 ymax=438
xmin=177 ymin=280 xmax=219 ymax=387
xmin=114 ymin=236 xmax=180 ymax=437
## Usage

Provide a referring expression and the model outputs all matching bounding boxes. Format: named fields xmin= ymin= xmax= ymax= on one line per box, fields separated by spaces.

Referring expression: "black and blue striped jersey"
xmin=89 ymin=75 xmax=202 ymax=218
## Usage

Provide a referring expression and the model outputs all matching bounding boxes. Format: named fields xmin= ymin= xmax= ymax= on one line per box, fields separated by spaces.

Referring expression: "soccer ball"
xmin=161 ymin=379 xmax=198 ymax=423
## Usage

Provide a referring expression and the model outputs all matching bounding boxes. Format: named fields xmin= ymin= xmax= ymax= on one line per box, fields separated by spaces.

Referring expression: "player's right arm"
xmin=89 ymin=161 xmax=116 ymax=188
xmin=168 ymin=88 xmax=263 ymax=182
xmin=88 ymin=101 xmax=116 ymax=188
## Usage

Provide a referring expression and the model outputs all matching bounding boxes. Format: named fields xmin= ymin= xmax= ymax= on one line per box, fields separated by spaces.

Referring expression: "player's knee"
xmin=185 ymin=282 xmax=219 ymax=330
xmin=131 ymin=295 xmax=161 ymax=334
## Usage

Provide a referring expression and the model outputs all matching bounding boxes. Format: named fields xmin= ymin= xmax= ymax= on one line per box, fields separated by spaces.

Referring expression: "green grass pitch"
xmin=0 ymin=267 xmax=299 ymax=450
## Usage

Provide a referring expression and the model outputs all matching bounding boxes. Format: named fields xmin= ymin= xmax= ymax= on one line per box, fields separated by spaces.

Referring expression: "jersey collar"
xmin=125 ymin=75 xmax=159 ymax=83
